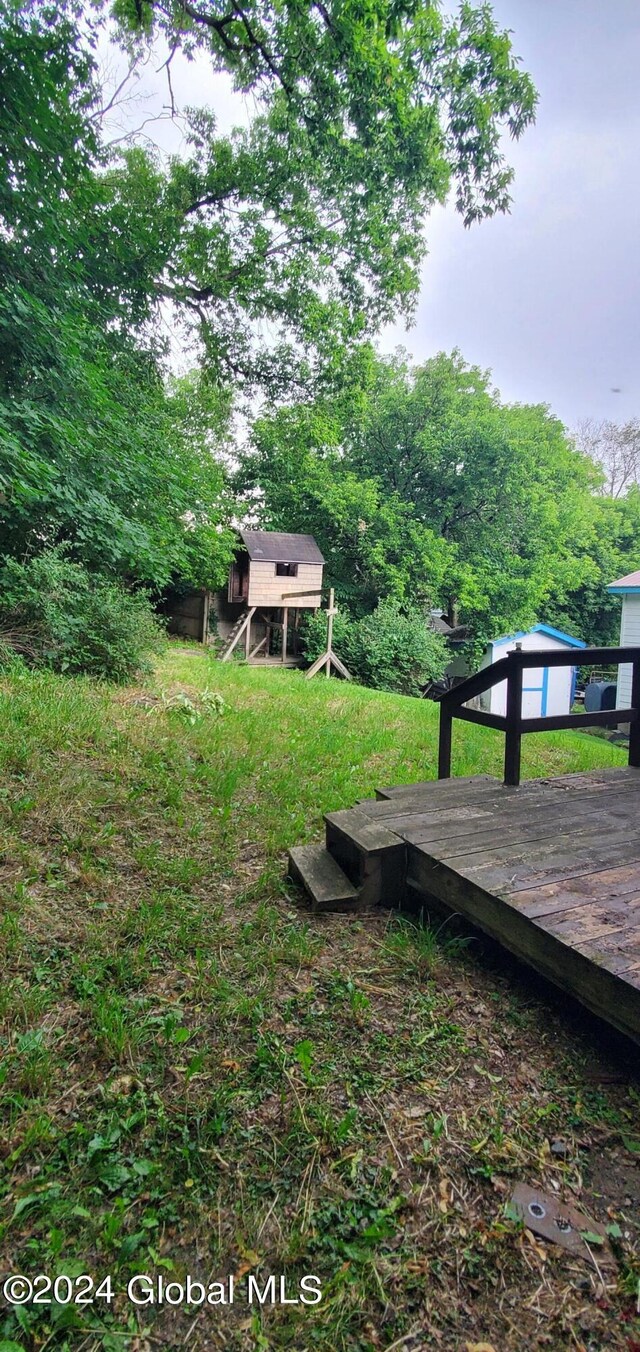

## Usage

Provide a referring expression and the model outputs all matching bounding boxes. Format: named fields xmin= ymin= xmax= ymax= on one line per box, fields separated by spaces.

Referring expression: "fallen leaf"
xmin=524 ymin=1228 xmax=548 ymax=1262
xmin=438 ymin=1177 xmax=451 ymax=1212
xmin=234 ymin=1247 xmax=261 ymax=1280
xmin=106 ymin=1074 xmax=138 ymax=1097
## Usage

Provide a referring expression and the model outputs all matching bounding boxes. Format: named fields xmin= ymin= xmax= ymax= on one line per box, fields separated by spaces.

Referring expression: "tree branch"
xmin=158 ymin=41 xmax=179 ymax=118
xmin=169 ymin=0 xmax=296 ymax=100
xmin=231 ymin=1 xmax=295 ymax=96
xmin=312 ymin=0 xmax=337 ymax=36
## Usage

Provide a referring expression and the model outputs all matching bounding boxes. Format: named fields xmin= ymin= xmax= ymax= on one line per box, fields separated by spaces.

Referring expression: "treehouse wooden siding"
xmin=247 ymin=560 xmax=323 ymax=608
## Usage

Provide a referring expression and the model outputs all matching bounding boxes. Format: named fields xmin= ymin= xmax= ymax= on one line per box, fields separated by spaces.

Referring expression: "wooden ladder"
xmin=219 ymin=608 xmax=256 ymax=662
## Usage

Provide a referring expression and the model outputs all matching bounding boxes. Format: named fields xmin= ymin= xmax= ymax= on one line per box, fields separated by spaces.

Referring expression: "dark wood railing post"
xmin=504 ymin=655 xmax=523 ymax=786
xmin=630 ymin=655 xmax=640 ymax=769
xmin=432 ymin=646 xmax=640 ymax=788
xmin=438 ymin=704 xmax=453 ymax=779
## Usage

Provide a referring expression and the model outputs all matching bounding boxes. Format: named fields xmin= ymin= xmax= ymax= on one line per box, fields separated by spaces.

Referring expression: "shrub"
xmin=0 ymin=549 xmax=165 ymax=682
xmin=300 ymin=607 xmax=351 ymax=664
xmin=302 ymin=598 xmax=447 ymax=696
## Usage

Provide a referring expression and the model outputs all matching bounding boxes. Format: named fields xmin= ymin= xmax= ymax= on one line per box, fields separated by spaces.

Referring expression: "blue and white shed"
xmin=479 ymin=624 xmax=586 ymax=719
xmin=606 ymin=569 xmax=640 ymax=708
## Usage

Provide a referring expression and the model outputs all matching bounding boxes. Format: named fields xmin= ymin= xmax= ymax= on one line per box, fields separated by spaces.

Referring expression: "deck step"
xmin=325 ymin=808 xmax=404 ymax=858
xmin=288 ymin=843 xmax=359 ymax=912
xmin=324 ymin=808 xmax=406 ymax=906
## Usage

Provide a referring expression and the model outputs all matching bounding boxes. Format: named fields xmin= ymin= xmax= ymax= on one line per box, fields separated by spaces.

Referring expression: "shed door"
xmin=521 ymin=665 xmax=548 ymax=719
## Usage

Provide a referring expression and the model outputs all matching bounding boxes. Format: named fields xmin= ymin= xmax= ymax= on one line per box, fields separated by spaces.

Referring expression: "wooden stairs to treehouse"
xmin=219 ymin=608 xmax=254 ymax=661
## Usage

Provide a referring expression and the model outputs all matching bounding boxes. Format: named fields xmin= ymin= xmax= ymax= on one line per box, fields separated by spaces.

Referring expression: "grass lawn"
xmin=0 ymin=642 xmax=638 ymax=1351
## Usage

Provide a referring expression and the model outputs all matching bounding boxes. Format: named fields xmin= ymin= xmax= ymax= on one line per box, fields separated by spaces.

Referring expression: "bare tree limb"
xmin=91 ymin=59 xmax=140 ymax=122
xmin=574 ymin=417 xmax=640 ymax=498
xmin=157 ymin=41 xmax=179 ymax=118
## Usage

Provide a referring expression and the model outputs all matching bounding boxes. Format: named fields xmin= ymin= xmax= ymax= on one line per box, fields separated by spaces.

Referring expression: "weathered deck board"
xmin=362 ymin=767 xmax=640 ymax=1045
xmin=378 ymin=779 xmax=640 ymax=846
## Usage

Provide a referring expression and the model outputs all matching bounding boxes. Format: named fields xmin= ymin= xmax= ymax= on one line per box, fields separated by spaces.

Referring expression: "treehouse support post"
xmin=326 ymin=588 xmax=335 ymax=677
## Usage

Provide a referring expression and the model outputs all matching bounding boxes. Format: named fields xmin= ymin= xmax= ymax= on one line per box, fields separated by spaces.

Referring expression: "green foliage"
xmin=546 ymin=488 xmax=640 ymax=646
xmin=345 ymin=350 xmax=602 ymax=646
xmin=302 ymin=608 xmax=350 ymax=663
xmin=303 ymin=599 xmax=447 ymax=695
xmin=110 ymin=0 xmax=536 ymax=383
xmin=8 ymin=0 xmax=630 ymax=661
xmin=0 ymin=290 xmax=236 ymax=588
xmin=241 ymin=389 xmax=454 ymax=614
xmin=159 ymin=686 xmax=226 ymax=723
xmin=0 ymin=5 xmax=235 ymax=596
xmin=0 ymin=550 xmax=165 ymax=682
xmin=0 ymin=1 xmax=99 ymax=299
xmin=243 ymin=349 xmax=629 ymax=650
xmin=0 ymin=0 xmax=539 ymax=626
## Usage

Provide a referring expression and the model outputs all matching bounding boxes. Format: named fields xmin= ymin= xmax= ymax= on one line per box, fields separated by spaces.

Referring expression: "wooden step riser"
xmin=324 ymin=818 xmax=406 ymax=907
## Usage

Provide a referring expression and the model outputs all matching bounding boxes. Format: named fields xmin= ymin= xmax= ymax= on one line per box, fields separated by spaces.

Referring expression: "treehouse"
xmin=215 ymin=531 xmax=325 ymax=664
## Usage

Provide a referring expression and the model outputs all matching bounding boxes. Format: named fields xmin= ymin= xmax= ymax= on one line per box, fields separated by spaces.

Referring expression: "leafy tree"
xmin=107 ymin=0 xmax=537 ymax=383
xmin=0 ymin=3 xmax=235 ymax=593
xmin=347 ymin=352 xmax=602 ymax=642
xmin=1 ymin=0 xmax=539 ymax=615
xmin=545 ymin=489 xmax=640 ymax=647
xmin=0 ymin=286 xmax=236 ymax=588
xmin=0 ymin=1 xmax=99 ymax=300
xmin=242 ymin=350 xmax=604 ymax=647
xmin=241 ymin=392 xmax=455 ymax=613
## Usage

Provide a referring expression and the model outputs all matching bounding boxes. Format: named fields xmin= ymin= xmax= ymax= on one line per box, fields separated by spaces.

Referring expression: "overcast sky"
xmin=103 ymin=1 xmax=640 ymax=429
xmin=382 ymin=0 xmax=640 ymax=428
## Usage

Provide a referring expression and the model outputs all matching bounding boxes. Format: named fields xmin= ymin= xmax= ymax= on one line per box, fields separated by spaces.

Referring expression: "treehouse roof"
xmin=239 ymin=531 xmax=325 ymax=565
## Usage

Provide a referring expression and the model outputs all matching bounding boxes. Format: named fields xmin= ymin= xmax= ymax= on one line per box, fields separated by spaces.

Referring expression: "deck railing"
xmin=438 ymin=646 xmax=640 ymax=787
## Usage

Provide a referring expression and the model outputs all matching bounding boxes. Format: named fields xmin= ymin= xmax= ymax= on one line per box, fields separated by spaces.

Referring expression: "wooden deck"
xmin=362 ymin=766 xmax=640 ymax=1045
xmin=290 ymin=767 xmax=640 ymax=1046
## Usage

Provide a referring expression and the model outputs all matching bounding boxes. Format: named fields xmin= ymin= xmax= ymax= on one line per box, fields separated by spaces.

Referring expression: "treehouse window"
xmin=276 ymin=562 xmax=298 ymax=577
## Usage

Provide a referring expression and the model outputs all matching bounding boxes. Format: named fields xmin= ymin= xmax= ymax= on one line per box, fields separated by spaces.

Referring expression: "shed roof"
xmin=431 ymin=615 xmax=454 ymax=635
xmin=239 ymin=530 xmax=325 ymax=564
xmin=607 ymin=569 xmax=640 ymax=593
xmin=430 ymin=615 xmax=471 ymax=640
xmin=491 ymin=623 xmax=586 ymax=650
